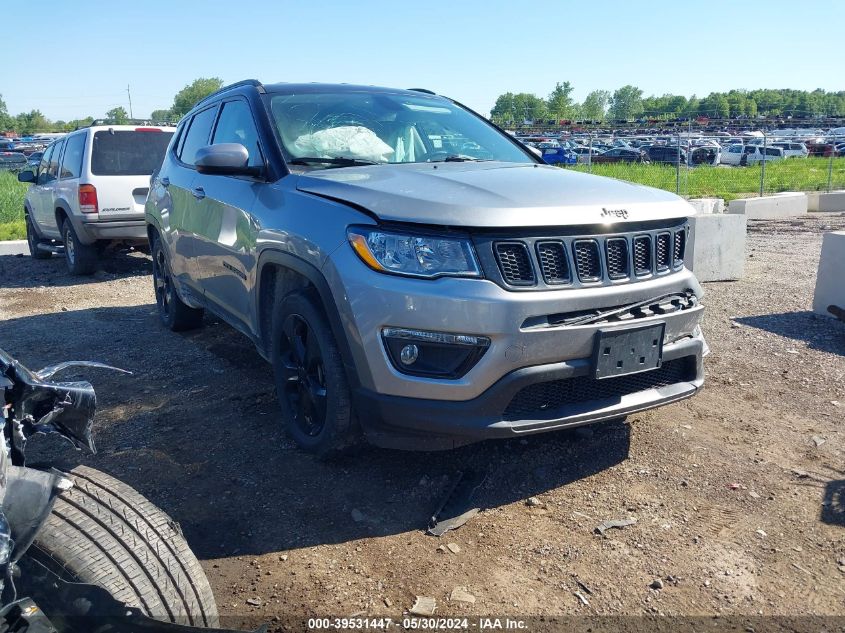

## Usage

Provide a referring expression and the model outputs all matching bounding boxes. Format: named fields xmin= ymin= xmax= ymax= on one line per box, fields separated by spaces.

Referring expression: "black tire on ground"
xmin=30 ymin=465 xmax=219 ymax=628
xmin=151 ymin=234 xmax=204 ymax=331
xmin=271 ymin=291 xmax=357 ymax=456
xmin=26 ymin=215 xmax=51 ymax=260
xmin=61 ymin=219 xmax=98 ymax=275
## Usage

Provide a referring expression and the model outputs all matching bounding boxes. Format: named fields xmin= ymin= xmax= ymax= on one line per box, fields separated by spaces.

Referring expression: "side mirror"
xmin=195 ymin=144 xmax=261 ymax=177
xmin=17 ymin=170 xmax=35 ymax=183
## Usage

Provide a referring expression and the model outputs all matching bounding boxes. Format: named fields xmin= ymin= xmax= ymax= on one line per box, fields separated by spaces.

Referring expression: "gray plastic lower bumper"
xmin=355 ymin=335 xmax=704 ymax=450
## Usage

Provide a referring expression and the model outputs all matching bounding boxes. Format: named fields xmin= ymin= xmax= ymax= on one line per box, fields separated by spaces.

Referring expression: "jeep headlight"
xmin=348 ymin=228 xmax=481 ymax=279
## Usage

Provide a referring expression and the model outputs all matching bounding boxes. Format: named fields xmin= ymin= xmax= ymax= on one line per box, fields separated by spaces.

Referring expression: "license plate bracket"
xmin=593 ymin=323 xmax=665 ymax=380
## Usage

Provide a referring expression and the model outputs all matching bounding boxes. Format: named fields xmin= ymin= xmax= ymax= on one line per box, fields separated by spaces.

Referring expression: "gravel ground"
xmin=0 ymin=214 xmax=843 ymax=630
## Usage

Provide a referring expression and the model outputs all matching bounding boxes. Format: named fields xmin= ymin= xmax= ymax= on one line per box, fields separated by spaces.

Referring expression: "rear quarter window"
xmin=60 ymin=133 xmax=86 ymax=179
xmin=91 ymin=130 xmax=174 ymax=176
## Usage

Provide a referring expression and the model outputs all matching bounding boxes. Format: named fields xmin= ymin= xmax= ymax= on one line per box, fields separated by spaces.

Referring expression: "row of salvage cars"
xmin=0 ymin=349 xmax=261 ymax=632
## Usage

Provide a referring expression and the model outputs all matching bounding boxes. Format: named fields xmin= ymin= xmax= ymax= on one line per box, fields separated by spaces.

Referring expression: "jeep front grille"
xmin=478 ymin=220 xmax=688 ymax=291
xmin=494 ymin=242 xmax=534 ymax=285
xmin=656 ymin=232 xmax=672 ymax=271
xmin=536 ymin=242 xmax=570 ymax=284
xmin=605 ymin=238 xmax=629 ymax=279
xmin=633 ymin=235 xmax=652 ymax=275
xmin=673 ymin=229 xmax=686 ymax=266
xmin=573 ymin=240 xmax=602 ymax=282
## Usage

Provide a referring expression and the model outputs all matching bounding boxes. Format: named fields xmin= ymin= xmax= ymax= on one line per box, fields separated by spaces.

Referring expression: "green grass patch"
xmin=0 ymin=220 xmax=25 ymax=241
xmin=565 ymin=157 xmax=845 ymax=202
xmin=0 ymin=171 xmax=29 ymax=232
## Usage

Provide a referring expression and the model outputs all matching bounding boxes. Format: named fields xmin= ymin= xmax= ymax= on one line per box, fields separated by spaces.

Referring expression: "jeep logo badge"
xmin=601 ymin=207 xmax=629 ymax=220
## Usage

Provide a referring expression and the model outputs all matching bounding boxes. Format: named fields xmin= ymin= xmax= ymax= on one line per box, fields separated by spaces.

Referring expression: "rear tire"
xmin=29 ymin=466 xmax=219 ymax=628
xmin=62 ymin=219 xmax=98 ymax=275
xmin=151 ymin=234 xmax=204 ymax=331
xmin=26 ymin=215 xmax=52 ymax=260
xmin=271 ymin=292 xmax=357 ymax=456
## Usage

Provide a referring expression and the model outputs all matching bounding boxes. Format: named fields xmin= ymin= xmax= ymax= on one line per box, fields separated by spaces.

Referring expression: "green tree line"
xmin=491 ymin=84 xmax=845 ymax=124
xmin=0 ymin=78 xmax=224 ymax=134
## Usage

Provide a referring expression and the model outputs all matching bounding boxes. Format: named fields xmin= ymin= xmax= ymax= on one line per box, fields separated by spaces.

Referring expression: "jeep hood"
xmin=295 ymin=162 xmax=695 ymax=228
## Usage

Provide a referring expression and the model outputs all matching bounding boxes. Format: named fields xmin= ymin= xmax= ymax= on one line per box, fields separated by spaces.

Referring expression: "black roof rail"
xmin=407 ymin=88 xmax=436 ymax=95
xmin=195 ymin=79 xmax=265 ymax=108
xmin=80 ymin=118 xmax=170 ymax=129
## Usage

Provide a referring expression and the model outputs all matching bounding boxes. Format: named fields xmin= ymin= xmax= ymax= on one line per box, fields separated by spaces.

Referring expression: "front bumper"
xmin=354 ymin=334 xmax=704 ymax=450
xmin=325 ymin=244 xmax=704 ymax=401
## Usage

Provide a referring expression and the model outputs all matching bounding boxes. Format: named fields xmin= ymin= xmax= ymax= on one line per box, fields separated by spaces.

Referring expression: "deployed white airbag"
xmin=293 ymin=126 xmax=394 ymax=163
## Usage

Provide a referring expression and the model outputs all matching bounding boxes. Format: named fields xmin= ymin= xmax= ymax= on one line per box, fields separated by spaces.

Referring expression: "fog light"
xmin=400 ymin=344 xmax=419 ymax=365
xmin=382 ymin=327 xmax=490 ymax=379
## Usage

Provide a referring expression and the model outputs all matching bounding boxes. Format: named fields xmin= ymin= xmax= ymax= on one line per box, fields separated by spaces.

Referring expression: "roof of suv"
xmin=198 ymin=80 xmax=442 ymax=109
xmin=263 ymin=83 xmax=437 ymax=96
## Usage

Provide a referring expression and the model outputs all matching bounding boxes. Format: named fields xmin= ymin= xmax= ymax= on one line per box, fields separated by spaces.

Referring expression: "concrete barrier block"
xmin=686 ymin=214 xmax=746 ymax=282
xmin=818 ymin=191 xmax=845 ymax=212
xmin=812 ymin=231 xmax=845 ymax=319
xmin=687 ymin=198 xmax=725 ymax=215
xmin=0 ymin=240 xmax=28 ymax=256
xmin=728 ymin=192 xmax=808 ymax=219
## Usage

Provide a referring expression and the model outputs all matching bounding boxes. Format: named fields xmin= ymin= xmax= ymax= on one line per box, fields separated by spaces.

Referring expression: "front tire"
xmin=26 ymin=215 xmax=51 ymax=260
xmin=62 ymin=219 xmax=98 ymax=275
xmin=29 ymin=466 xmax=219 ymax=628
xmin=151 ymin=235 xmax=204 ymax=331
xmin=271 ymin=292 xmax=356 ymax=456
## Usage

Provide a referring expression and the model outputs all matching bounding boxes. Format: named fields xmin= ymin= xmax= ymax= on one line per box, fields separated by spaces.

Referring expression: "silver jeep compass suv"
xmin=145 ymin=80 xmax=706 ymax=454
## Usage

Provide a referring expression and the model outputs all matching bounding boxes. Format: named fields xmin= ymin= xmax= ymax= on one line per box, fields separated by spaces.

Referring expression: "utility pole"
xmin=127 ymin=85 xmax=134 ymax=119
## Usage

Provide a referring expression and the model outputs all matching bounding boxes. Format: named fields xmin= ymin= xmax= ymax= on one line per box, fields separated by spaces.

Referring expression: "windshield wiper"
xmin=429 ymin=155 xmax=490 ymax=163
xmin=288 ymin=156 xmax=380 ymax=167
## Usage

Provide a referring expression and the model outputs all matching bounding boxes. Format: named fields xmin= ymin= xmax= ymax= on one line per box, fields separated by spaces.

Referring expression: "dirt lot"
xmin=1 ymin=215 xmax=844 ymax=629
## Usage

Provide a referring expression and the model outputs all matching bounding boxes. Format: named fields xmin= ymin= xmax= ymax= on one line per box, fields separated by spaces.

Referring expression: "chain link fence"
xmin=547 ymin=131 xmax=845 ymax=202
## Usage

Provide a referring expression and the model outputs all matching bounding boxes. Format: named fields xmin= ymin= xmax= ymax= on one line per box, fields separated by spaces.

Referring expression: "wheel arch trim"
xmin=256 ymin=248 xmax=368 ymax=391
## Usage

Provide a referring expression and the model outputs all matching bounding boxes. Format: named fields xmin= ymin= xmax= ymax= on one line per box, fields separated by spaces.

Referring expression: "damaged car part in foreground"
xmin=0 ymin=350 xmax=261 ymax=633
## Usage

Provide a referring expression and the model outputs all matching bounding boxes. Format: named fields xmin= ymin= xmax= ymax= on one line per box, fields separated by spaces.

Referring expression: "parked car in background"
xmin=0 ymin=151 xmax=27 ymax=172
xmin=646 ymin=145 xmax=686 ymax=165
xmin=146 ymin=80 xmax=705 ymax=455
xmin=689 ymin=145 xmax=721 ymax=166
xmin=772 ymin=142 xmax=808 ymax=158
xmin=18 ymin=124 xmax=175 ymax=274
xmin=571 ymin=146 xmax=598 ymax=163
xmin=26 ymin=151 xmax=43 ymax=168
xmin=592 ymin=147 xmax=649 ymax=164
xmin=720 ymin=144 xmax=784 ymax=166
xmin=720 ymin=144 xmax=745 ymax=166
xmin=807 ymin=142 xmax=841 ymax=157
xmin=541 ymin=146 xmax=577 ymax=165
xmin=743 ymin=145 xmax=784 ymax=165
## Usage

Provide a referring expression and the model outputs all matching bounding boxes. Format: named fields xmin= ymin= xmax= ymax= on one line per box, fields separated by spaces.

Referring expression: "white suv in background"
xmin=19 ymin=124 xmax=175 ymax=274
xmin=719 ymin=143 xmax=785 ymax=167
xmin=772 ymin=141 xmax=809 ymax=159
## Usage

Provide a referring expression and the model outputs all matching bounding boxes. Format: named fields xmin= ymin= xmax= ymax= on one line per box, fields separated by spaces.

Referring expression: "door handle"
xmin=191 ymin=186 xmax=205 ymax=200
xmin=160 ymin=176 xmax=170 ymax=187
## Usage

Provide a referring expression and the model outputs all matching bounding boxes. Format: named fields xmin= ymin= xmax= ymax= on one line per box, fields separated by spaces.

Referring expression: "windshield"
xmin=267 ymin=91 xmax=533 ymax=166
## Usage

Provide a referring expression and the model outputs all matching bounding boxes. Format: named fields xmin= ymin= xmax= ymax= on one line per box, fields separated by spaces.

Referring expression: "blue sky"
xmin=4 ymin=0 xmax=842 ymax=121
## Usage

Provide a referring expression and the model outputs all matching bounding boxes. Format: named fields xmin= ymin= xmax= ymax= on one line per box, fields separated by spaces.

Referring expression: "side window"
xmin=174 ymin=120 xmax=189 ymax=158
xmin=37 ymin=144 xmax=54 ymax=181
xmin=211 ymin=100 xmax=264 ymax=168
xmin=60 ymin=133 xmax=86 ymax=179
xmin=46 ymin=140 xmax=64 ymax=183
xmin=178 ymin=106 xmax=217 ymax=166
xmin=744 ymin=146 xmax=755 ymax=154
